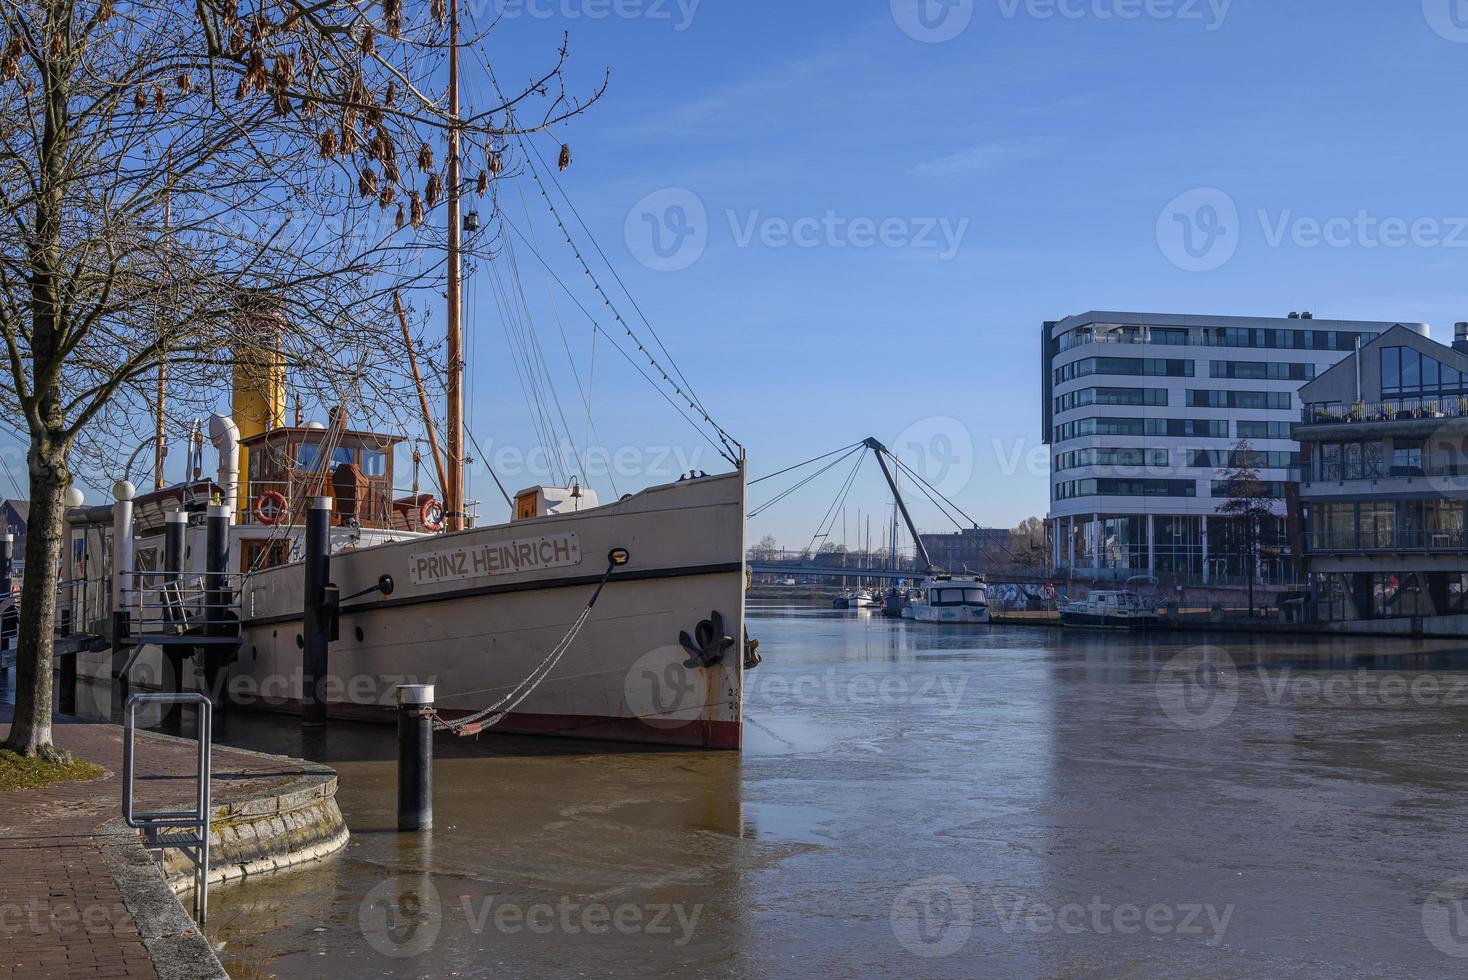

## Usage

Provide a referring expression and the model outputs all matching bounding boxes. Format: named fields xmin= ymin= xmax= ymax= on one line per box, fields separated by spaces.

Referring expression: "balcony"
xmin=1302 ymin=398 xmax=1468 ymax=426
xmin=1305 ymin=528 xmax=1467 ymax=555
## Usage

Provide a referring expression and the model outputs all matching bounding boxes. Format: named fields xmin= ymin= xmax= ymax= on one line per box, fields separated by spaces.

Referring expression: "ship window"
xmin=332 ymin=446 xmax=355 ymax=468
xmin=362 ymin=450 xmax=387 ymax=477
xmin=297 ymin=443 xmax=321 ymax=470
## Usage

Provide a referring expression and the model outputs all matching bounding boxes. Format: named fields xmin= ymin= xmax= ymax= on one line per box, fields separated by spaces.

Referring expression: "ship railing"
xmin=119 ymin=569 xmax=244 ymax=637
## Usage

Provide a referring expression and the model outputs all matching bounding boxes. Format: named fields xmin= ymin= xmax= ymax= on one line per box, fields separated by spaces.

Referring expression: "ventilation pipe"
xmin=1454 ymin=322 xmax=1468 ymax=356
xmin=208 ymin=414 xmax=241 ymax=519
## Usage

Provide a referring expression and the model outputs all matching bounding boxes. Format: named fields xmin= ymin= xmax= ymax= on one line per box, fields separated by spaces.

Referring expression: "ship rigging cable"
xmin=429 ymin=553 xmax=622 ymax=736
xmin=747 ymin=444 xmax=865 ymax=519
xmin=476 ymin=58 xmax=741 ymax=465
xmin=804 ymin=446 xmax=869 ymax=557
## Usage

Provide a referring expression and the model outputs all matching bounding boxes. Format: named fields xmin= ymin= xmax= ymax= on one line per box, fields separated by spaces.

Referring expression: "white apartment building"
xmin=1042 ymin=311 xmax=1429 ymax=582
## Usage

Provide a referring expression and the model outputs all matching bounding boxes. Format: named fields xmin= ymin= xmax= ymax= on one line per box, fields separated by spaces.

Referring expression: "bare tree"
xmin=0 ymin=0 xmax=603 ymax=759
xmin=1010 ymin=516 xmax=1045 ymax=568
xmin=1216 ymin=439 xmax=1280 ymax=617
xmin=749 ymin=533 xmax=780 ymax=562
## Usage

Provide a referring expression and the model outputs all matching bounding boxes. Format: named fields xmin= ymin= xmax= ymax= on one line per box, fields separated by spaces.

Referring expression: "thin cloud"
xmin=622 ymin=49 xmax=855 ymax=140
xmin=909 ymin=138 xmax=1063 ymax=178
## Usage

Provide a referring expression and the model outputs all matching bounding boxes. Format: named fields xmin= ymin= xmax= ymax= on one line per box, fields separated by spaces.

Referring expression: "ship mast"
xmin=444 ymin=0 xmax=465 ymax=531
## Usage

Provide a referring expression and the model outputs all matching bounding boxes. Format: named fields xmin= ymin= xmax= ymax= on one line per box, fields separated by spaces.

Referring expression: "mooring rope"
xmin=429 ymin=555 xmax=620 ymax=737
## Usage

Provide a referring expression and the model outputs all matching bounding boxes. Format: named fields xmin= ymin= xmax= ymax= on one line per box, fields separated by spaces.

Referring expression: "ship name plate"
xmin=408 ymin=532 xmax=583 ymax=585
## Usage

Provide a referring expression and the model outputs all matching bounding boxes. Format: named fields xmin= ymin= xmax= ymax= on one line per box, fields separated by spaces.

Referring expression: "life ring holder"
xmin=254 ymin=490 xmax=288 ymax=526
xmin=420 ymin=497 xmax=445 ymax=532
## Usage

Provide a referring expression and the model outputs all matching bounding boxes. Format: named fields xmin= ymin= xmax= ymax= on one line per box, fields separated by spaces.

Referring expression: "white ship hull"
xmin=79 ymin=471 xmax=749 ymax=749
xmin=909 ymin=604 xmax=991 ymax=625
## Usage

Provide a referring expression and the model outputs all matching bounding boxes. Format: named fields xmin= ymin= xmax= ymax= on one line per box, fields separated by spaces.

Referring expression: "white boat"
xmin=908 ymin=574 xmax=990 ymax=625
xmin=1059 ymin=578 xmax=1159 ymax=630
xmin=846 ymin=589 xmax=879 ymax=609
xmin=69 ymin=441 xmax=751 ymax=749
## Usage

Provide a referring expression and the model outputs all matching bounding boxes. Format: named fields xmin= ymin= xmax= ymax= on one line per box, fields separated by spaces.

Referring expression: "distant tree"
xmin=1011 ymin=516 xmax=1046 ymax=568
xmin=1216 ymin=439 xmax=1280 ymax=616
xmin=750 ymin=534 xmax=780 ymax=562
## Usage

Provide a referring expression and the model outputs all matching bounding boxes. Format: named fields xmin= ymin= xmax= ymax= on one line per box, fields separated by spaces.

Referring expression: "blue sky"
xmin=20 ymin=1 xmax=1468 ymax=551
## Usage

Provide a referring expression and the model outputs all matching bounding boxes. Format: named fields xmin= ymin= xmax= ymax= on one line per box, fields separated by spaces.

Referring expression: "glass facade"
xmin=1381 ymin=346 xmax=1468 ymax=400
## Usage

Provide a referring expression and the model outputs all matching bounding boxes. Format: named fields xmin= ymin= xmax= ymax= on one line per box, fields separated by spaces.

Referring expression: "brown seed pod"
xmin=134 ymin=87 xmax=148 ymax=111
xmin=1 ymin=37 xmax=20 ymax=82
xmin=153 ymin=86 xmax=165 ymax=112
xmin=340 ymin=123 xmax=357 ymax=155
xmin=385 ymin=81 xmax=397 ymax=105
xmin=424 ymin=174 xmax=442 ymax=208
xmin=360 ymin=27 xmax=375 ymax=57
xmin=476 ymin=170 xmax=488 ymax=195
xmin=416 ymin=143 xmax=433 ymax=173
xmin=359 ymin=168 xmax=378 ymax=198
xmin=432 ymin=0 xmax=446 ymax=25
xmin=383 ymin=155 xmax=400 ymax=184
xmin=409 ymin=191 xmax=423 ymax=229
xmin=229 ymin=25 xmax=246 ymax=55
xmin=395 ymin=204 xmax=405 ymax=230
xmin=378 ymin=186 xmax=395 ymax=209
xmin=97 ymin=0 xmax=114 ymax=24
xmin=272 ymin=53 xmax=293 ymax=92
xmin=383 ymin=0 xmax=403 ymax=38
xmin=177 ymin=73 xmax=193 ymax=94
xmin=558 ymin=144 xmax=571 ymax=172
xmin=488 ymin=150 xmax=503 ymax=176
xmin=319 ymin=128 xmax=339 ymax=159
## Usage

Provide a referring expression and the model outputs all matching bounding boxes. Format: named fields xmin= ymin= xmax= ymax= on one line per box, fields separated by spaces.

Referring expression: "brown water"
xmin=54 ymin=608 xmax=1468 ymax=977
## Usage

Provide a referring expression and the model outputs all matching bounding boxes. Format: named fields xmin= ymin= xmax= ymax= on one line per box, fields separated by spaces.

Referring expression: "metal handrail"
xmin=119 ymin=569 xmax=243 ymax=635
xmin=122 ymin=692 xmax=212 ymax=923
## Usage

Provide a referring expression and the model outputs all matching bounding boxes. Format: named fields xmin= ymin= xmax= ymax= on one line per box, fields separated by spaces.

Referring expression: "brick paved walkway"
xmin=0 ymin=706 xmax=313 ymax=979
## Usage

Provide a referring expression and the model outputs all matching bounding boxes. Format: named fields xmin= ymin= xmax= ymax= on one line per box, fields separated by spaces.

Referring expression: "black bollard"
xmin=302 ymin=497 xmax=332 ymax=728
xmin=0 ymin=531 xmax=12 ymax=658
xmin=203 ymin=502 xmax=231 ymax=725
xmin=397 ymin=684 xmax=434 ymax=831
xmin=58 ymin=650 xmax=76 ymax=715
xmin=160 ymin=510 xmax=187 ymax=730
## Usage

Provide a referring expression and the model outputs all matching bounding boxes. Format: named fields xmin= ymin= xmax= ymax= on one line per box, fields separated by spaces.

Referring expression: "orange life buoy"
xmin=420 ymin=497 xmax=445 ymax=532
xmin=254 ymin=490 xmax=288 ymax=526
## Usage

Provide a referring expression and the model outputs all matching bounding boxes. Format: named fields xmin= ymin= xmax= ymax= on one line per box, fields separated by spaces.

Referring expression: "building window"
xmin=1210 ymin=480 xmax=1287 ymax=498
xmin=1391 ymin=440 xmax=1424 ymax=477
xmin=1055 ymin=478 xmax=1196 ymax=499
xmin=1381 ymin=345 xmax=1468 ymax=399
xmin=1209 ymin=360 xmax=1316 ymax=381
xmin=1237 ymin=421 xmax=1293 ymax=440
xmin=1054 ymin=387 xmax=1168 ymax=412
xmin=1187 ymin=390 xmax=1293 ymax=410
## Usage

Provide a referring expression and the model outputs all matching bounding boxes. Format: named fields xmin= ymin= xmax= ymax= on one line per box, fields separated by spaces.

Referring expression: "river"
xmin=31 ymin=606 xmax=1468 ymax=977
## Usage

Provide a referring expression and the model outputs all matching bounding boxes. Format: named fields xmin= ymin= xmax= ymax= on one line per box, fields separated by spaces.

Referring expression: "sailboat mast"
xmin=444 ymin=0 xmax=465 ymax=531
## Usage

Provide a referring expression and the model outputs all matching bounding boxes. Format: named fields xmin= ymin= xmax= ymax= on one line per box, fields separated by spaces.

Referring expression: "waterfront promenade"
xmin=0 ymin=706 xmax=323 ymax=979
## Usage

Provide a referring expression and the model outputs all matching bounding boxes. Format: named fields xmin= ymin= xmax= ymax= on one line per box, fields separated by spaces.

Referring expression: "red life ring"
xmin=420 ymin=497 xmax=445 ymax=532
xmin=254 ymin=490 xmax=288 ymax=526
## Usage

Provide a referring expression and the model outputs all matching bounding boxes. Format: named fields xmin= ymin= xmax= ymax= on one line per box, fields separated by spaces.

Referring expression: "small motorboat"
xmin=1059 ymin=577 xmax=1160 ymax=629
xmin=908 ymin=574 xmax=991 ymax=625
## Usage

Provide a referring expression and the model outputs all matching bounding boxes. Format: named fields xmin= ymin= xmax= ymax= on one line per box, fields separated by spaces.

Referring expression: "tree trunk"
xmin=4 ymin=437 xmax=68 ymax=760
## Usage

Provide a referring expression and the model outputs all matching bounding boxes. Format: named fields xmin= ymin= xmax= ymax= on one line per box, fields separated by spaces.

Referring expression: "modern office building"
xmin=1042 ymin=311 xmax=1429 ymax=582
xmin=1294 ymin=323 xmax=1468 ymax=621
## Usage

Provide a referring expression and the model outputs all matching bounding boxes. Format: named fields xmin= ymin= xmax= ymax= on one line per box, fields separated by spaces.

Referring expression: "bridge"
xmin=747 ymin=559 xmax=1057 ymax=586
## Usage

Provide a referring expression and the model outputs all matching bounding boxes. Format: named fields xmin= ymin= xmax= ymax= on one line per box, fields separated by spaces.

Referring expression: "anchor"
xmin=680 ymin=610 xmax=735 ymax=669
